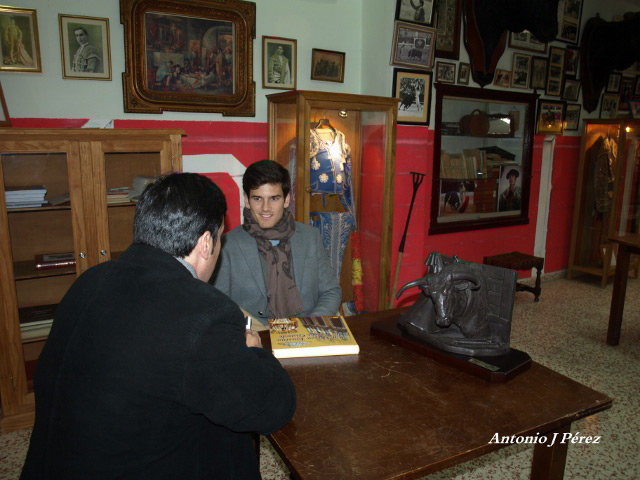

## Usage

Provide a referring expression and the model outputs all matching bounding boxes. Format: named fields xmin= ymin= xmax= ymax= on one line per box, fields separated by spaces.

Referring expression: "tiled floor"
xmin=1 ymin=274 xmax=638 ymax=480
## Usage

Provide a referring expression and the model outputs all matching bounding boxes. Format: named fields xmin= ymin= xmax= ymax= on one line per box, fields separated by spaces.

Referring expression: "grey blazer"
xmin=213 ymin=222 xmax=341 ymax=323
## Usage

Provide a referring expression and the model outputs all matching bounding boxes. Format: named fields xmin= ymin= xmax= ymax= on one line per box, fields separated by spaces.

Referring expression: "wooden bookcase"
xmin=266 ymin=91 xmax=397 ymax=312
xmin=0 ymin=128 xmax=183 ymax=432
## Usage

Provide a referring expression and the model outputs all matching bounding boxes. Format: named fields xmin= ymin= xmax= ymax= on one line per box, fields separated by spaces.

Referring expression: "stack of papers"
xmin=5 ymin=186 xmax=47 ymax=208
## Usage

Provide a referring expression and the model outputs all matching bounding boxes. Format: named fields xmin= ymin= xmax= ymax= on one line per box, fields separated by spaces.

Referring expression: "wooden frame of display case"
xmin=266 ymin=90 xmax=397 ymax=312
xmin=430 ymin=84 xmax=538 ymax=235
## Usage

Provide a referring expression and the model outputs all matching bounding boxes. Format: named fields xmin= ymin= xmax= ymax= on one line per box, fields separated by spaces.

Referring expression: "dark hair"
xmin=133 ymin=173 xmax=227 ymax=257
xmin=74 ymin=27 xmax=89 ymax=36
xmin=506 ymin=169 xmax=520 ymax=179
xmin=242 ymin=160 xmax=291 ymax=197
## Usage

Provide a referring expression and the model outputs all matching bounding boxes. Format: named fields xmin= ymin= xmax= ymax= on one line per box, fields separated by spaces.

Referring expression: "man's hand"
xmin=245 ymin=329 xmax=262 ymax=348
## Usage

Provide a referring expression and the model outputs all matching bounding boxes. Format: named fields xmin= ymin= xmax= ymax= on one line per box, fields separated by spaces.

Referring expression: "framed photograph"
xmin=600 ymin=93 xmax=619 ymax=119
xmin=629 ymin=101 xmax=640 ymax=119
xmin=395 ymin=0 xmax=435 ymax=27
xmin=392 ymin=68 xmax=432 ymax=126
xmin=58 ymin=15 xmax=111 ymax=80
xmin=434 ymin=0 xmax=461 ymax=59
xmin=619 ymin=76 xmax=635 ymax=104
xmin=0 ymin=81 xmax=11 ymax=127
xmin=606 ymin=72 xmax=621 ymax=93
xmin=537 ymin=100 xmax=565 ymax=135
xmin=120 ymin=0 xmax=256 ymax=115
xmin=457 ymin=62 xmax=470 ymax=85
xmin=435 ymin=61 xmax=455 ymax=84
xmin=562 ymin=78 xmax=580 ymax=101
xmin=634 ymin=76 xmax=640 ymax=98
xmin=497 ymin=165 xmax=523 ymax=212
xmin=557 ymin=0 xmax=583 ymax=44
xmin=564 ymin=47 xmax=579 ymax=76
xmin=564 ymin=103 xmax=581 ymax=131
xmin=546 ymin=46 xmax=565 ymax=96
xmin=530 ymin=56 xmax=548 ymax=90
xmin=511 ymin=53 xmax=531 ymax=89
xmin=0 ymin=6 xmax=41 ymax=72
xmin=262 ymin=36 xmax=296 ymax=89
xmin=493 ymin=69 xmax=511 ymax=88
xmin=508 ymin=31 xmax=547 ymax=54
xmin=390 ymin=21 xmax=436 ymax=70
xmin=310 ymin=48 xmax=345 ymax=83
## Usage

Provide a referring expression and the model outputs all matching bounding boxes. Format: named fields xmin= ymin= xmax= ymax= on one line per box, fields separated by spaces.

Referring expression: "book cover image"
xmin=269 ymin=316 xmax=359 ymax=359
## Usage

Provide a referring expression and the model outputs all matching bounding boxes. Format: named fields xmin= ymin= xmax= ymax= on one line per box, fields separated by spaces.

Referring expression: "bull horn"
xmin=396 ymin=277 xmax=429 ymax=298
xmin=450 ymin=272 xmax=480 ymax=289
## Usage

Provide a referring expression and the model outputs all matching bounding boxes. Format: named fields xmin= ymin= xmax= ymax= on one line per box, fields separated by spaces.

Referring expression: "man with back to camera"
xmin=213 ymin=160 xmax=341 ymax=326
xmin=20 ymin=173 xmax=296 ymax=480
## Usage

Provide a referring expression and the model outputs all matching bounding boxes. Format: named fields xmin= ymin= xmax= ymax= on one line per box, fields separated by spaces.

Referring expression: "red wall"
xmin=11 ymin=118 xmax=582 ymax=309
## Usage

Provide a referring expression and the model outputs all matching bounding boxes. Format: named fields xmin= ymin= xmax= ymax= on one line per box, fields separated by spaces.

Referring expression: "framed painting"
xmin=395 ymin=0 xmax=435 ymax=27
xmin=310 ymin=48 xmax=345 ymax=83
xmin=564 ymin=103 xmax=581 ymax=131
xmin=0 ymin=6 xmax=41 ymax=72
xmin=262 ymin=36 xmax=296 ymax=90
xmin=457 ymin=62 xmax=470 ymax=85
xmin=508 ymin=31 xmax=547 ymax=54
xmin=435 ymin=61 xmax=455 ymax=84
xmin=493 ymin=69 xmax=511 ymax=88
xmin=120 ymin=0 xmax=256 ymax=115
xmin=59 ymin=15 xmax=111 ymax=80
xmin=557 ymin=0 xmax=582 ymax=44
xmin=390 ymin=21 xmax=436 ymax=70
xmin=0 ymin=81 xmax=11 ymax=127
xmin=562 ymin=78 xmax=580 ymax=102
xmin=511 ymin=53 xmax=531 ymax=89
xmin=606 ymin=72 xmax=621 ymax=93
xmin=434 ymin=0 xmax=461 ymax=59
xmin=530 ymin=56 xmax=548 ymax=90
xmin=536 ymin=100 xmax=565 ymax=135
xmin=392 ymin=68 xmax=432 ymax=126
xmin=600 ymin=93 xmax=619 ymax=119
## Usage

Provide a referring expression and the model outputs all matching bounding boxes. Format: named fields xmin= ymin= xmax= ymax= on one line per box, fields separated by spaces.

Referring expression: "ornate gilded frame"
xmin=120 ymin=0 xmax=255 ymax=115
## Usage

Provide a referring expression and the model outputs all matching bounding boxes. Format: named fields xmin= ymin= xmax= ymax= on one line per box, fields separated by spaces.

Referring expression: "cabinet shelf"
xmin=13 ymin=260 xmax=76 ymax=280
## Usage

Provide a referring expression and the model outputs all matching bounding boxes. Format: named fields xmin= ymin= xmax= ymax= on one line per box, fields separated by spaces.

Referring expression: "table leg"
xmin=530 ymin=424 xmax=570 ymax=480
xmin=607 ymin=243 xmax=631 ymax=346
xmin=534 ymin=266 xmax=542 ymax=302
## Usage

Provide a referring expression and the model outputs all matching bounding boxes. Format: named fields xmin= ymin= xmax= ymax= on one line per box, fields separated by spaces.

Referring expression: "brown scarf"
xmin=243 ymin=207 xmax=305 ymax=318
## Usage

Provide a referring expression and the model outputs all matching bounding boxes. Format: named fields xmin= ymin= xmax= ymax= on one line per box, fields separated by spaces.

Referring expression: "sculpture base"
xmin=370 ymin=316 xmax=531 ymax=383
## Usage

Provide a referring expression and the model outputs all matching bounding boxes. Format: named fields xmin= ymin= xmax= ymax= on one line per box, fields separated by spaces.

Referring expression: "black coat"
xmin=21 ymin=243 xmax=296 ymax=479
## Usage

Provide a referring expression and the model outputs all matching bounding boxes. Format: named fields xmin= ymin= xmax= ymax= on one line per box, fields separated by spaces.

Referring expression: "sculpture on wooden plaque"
xmin=396 ymin=251 xmax=517 ymax=356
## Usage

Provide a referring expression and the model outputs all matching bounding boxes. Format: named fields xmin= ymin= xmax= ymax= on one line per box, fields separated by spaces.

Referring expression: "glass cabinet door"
xmin=430 ymin=84 xmax=537 ymax=234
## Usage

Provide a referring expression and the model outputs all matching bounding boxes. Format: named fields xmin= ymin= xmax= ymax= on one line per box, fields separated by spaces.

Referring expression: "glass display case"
xmin=568 ymin=120 xmax=640 ymax=286
xmin=429 ymin=84 xmax=538 ymax=234
xmin=267 ymin=91 xmax=397 ymax=312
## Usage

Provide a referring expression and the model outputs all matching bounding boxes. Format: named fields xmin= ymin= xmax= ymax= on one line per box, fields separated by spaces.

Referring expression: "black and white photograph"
xmin=262 ymin=36 xmax=296 ymax=89
xmin=564 ymin=103 xmax=581 ymax=130
xmin=530 ymin=56 xmax=548 ymax=90
xmin=457 ymin=62 xmax=470 ymax=85
xmin=606 ymin=72 xmax=621 ymax=93
xmin=435 ymin=61 xmax=455 ymax=84
xmin=557 ymin=0 xmax=583 ymax=44
xmin=392 ymin=68 xmax=432 ymax=125
xmin=390 ymin=21 xmax=436 ymax=70
xmin=493 ymin=69 xmax=511 ymax=88
xmin=395 ymin=0 xmax=435 ymax=27
xmin=511 ymin=53 xmax=531 ymax=89
xmin=562 ymin=78 xmax=580 ymax=101
xmin=508 ymin=31 xmax=547 ymax=54
xmin=600 ymin=93 xmax=619 ymax=119
xmin=59 ymin=14 xmax=111 ymax=80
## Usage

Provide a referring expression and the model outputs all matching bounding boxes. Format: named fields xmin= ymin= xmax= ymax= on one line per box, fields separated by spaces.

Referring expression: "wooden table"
xmin=484 ymin=251 xmax=545 ymax=301
xmin=607 ymin=234 xmax=640 ymax=346
xmin=264 ymin=309 xmax=612 ymax=480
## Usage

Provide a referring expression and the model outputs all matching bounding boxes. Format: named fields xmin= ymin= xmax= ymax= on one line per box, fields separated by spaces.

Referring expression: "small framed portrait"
xmin=606 ymin=72 xmax=621 ymax=93
xmin=263 ymin=36 xmax=296 ymax=89
xmin=493 ymin=69 xmax=511 ymax=88
xmin=310 ymin=48 xmax=345 ymax=83
xmin=600 ymin=93 xmax=619 ymax=119
xmin=508 ymin=31 xmax=547 ymax=54
xmin=395 ymin=0 xmax=435 ymax=27
xmin=561 ymin=78 xmax=580 ymax=102
xmin=435 ymin=61 xmax=456 ymax=84
xmin=59 ymin=15 xmax=111 ymax=80
xmin=457 ymin=62 xmax=470 ymax=85
xmin=564 ymin=47 xmax=579 ymax=76
xmin=497 ymin=165 xmax=523 ymax=212
xmin=0 ymin=81 xmax=11 ymax=127
xmin=390 ymin=21 xmax=436 ymax=70
xmin=392 ymin=68 xmax=432 ymax=126
xmin=564 ymin=103 xmax=581 ymax=131
xmin=619 ymin=76 xmax=635 ymax=103
xmin=530 ymin=56 xmax=548 ymax=90
xmin=0 ymin=6 xmax=41 ymax=72
xmin=536 ymin=100 xmax=565 ymax=135
xmin=511 ymin=53 xmax=531 ymax=89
